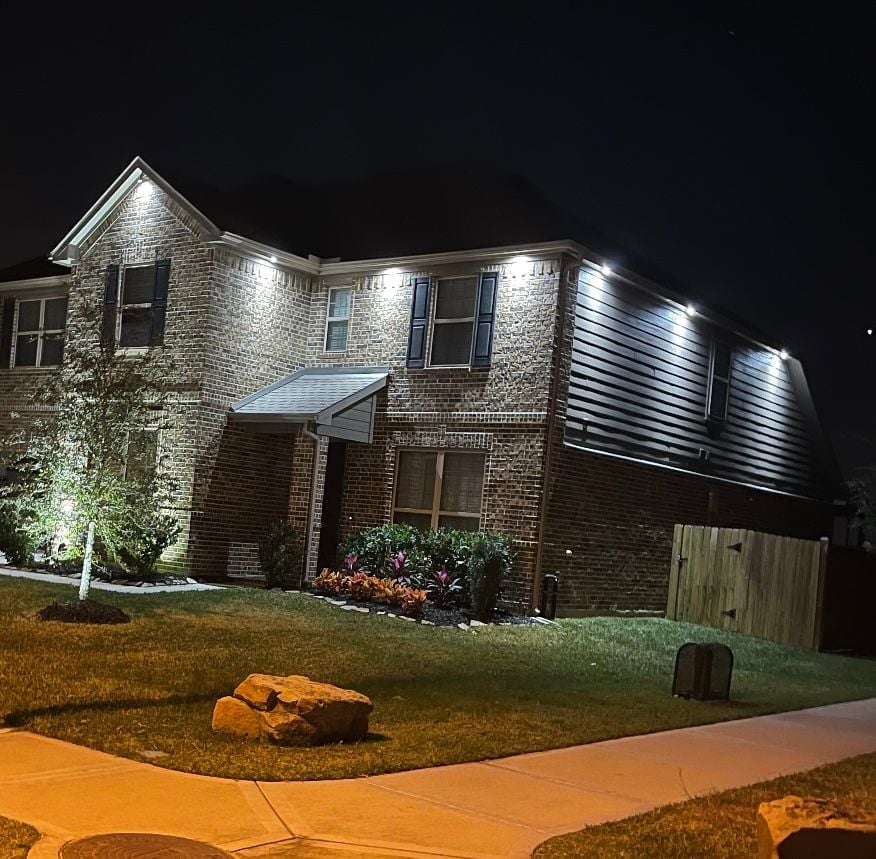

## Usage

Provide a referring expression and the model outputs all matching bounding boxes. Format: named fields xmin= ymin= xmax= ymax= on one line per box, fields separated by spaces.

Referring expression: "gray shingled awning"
xmin=228 ymin=367 xmax=389 ymax=443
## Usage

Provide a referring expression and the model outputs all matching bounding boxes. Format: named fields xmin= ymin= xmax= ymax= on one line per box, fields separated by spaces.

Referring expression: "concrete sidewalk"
xmin=2 ymin=698 xmax=875 ymax=858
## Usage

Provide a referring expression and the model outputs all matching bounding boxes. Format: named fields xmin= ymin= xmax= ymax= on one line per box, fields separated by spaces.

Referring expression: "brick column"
xmin=287 ymin=430 xmax=329 ymax=581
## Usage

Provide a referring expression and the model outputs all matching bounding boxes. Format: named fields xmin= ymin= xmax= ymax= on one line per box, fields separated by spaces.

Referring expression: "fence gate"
xmin=666 ymin=525 xmax=829 ymax=649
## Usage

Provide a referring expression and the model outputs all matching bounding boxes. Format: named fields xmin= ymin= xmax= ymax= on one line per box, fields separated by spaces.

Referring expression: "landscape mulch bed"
xmin=303 ymin=591 xmax=538 ymax=628
xmin=36 ymin=599 xmax=131 ymax=625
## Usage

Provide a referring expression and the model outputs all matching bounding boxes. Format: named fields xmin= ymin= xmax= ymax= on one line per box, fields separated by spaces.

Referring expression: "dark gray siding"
xmin=564 ymin=267 xmax=830 ymax=497
xmin=318 ymin=396 xmax=375 ymax=443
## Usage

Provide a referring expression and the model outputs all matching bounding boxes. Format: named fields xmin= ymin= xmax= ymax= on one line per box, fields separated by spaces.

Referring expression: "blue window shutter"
xmin=101 ymin=264 xmax=120 ymax=346
xmin=470 ymin=271 xmax=499 ymax=367
xmin=0 ymin=297 xmax=14 ymax=369
xmin=151 ymin=259 xmax=171 ymax=345
xmin=406 ymin=276 xmax=431 ymax=368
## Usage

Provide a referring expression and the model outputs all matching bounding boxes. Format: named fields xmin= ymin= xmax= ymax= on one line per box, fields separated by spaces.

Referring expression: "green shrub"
xmin=469 ymin=533 xmax=513 ymax=621
xmin=342 ymin=523 xmax=425 ymax=578
xmin=113 ymin=510 xmax=180 ymax=577
xmin=259 ymin=521 xmax=304 ymax=589
xmin=0 ymin=502 xmax=33 ymax=566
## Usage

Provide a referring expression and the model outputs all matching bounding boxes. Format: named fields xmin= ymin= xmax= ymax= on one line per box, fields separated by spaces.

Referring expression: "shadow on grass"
xmin=3 ymin=691 xmax=221 ymax=726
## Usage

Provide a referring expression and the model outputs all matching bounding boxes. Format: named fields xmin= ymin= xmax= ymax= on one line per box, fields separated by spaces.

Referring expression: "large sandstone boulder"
xmin=757 ymin=795 xmax=876 ymax=859
xmin=212 ymin=673 xmax=373 ymax=746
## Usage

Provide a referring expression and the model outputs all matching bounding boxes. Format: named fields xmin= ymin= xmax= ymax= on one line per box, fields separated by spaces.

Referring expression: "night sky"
xmin=2 ymin=6 xmax=872 ymax=475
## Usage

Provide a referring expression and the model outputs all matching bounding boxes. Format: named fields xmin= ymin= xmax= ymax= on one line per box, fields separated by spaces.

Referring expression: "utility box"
xmin=672 ymin=642 xmax=733 ymax=701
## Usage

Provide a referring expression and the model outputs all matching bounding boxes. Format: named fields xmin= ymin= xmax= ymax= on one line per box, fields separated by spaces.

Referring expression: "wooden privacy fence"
xmin=666 ymin=525 xmax=829 ymax=649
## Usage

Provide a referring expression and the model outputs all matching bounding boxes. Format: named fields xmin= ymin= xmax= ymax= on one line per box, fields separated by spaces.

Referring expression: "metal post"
xmin=540 ymin=573 xmax=559 ymax=620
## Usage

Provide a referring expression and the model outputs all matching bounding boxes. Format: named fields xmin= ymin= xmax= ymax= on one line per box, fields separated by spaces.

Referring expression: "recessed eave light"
xmin=686 ymin=303 xmax=696 ymax=317
xmin=779 ymin=349 xmax=789 ymax=360
xmin=601 ymin=263 xmax=613 ymax=276
xmin=269 ymin=255 xmax=278 ymax=263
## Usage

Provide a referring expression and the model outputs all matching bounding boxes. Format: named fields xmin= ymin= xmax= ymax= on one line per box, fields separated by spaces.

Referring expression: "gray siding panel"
xmin=318 ymin=396 xmax=375 ymax=443
xmin=565 ymin=268 xmax=827 ymax=496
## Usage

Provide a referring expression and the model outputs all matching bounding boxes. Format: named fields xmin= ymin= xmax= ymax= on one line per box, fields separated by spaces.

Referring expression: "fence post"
xmin=812 ymin=537 xmax=829 ymax=650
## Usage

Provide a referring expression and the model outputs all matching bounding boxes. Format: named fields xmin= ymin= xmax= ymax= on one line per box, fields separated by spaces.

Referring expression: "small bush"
xmin=313 ymin=568 xmax=345 ymax=596
xmin=114 ymin=510 xmax=180 ymax=577
xmin=347 ymin=571 xmax=374 ymax=602
xmin=428 ymin=567 xmax=463 ymax=609
xmin=0 ymin=503 xmax=33 ymax=566
xmin=469 ymin=533 xmax=513 ymax=621
xmin=259 ymin=521 xmax=304 ymax=589
xmin=401 ymin=587 xmax=428 ymax=618
xmin=341 ymin=523 xmax=424 ymax=577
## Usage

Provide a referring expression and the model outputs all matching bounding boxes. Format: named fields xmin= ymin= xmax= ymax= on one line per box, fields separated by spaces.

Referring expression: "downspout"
xmin=530 ymin=254 xmax=579 ymax=615
xmin=302 ymin=426 xmax=321 ymax=579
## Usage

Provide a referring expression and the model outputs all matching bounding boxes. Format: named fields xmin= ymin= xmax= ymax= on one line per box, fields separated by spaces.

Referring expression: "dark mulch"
xmin=310 ymin=591 xmax=534 ymax=627
xmin=36 ymin=599 xmax=131 ymax=624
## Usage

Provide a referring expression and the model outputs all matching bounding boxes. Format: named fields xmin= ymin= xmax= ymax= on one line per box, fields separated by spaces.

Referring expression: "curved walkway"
xmin=2 ymin=698 xmax=875 ymax=858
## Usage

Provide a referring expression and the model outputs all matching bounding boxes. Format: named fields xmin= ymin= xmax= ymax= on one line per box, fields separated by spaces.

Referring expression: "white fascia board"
xmin=0 ymin=275 xmax=69 ymax=294
xmin=318 ymin=239 xmax=583 ymax=276
xmin=49 ymin=156 xmax=221 ymax=265
xmin=209 ymin=233 xmax=321 ymax=276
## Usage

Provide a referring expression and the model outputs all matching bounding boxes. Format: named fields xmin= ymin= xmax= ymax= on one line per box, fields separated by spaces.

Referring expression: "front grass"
xmin=2 ymin=578 xmax=876 ymax=781
xmin=534 ymin=751 xmax=876 ymax=858
xmin=0 ymin=816 xmax=39 ymax=859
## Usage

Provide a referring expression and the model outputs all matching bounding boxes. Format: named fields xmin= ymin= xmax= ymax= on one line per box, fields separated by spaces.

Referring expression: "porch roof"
xmin=228 ymin=367 xmax=389 ymax=441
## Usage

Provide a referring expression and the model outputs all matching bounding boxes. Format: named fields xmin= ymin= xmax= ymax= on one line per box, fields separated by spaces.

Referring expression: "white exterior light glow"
xmin=269 ymin=255 xmax=278 ymax=263
xmin=601 ymin=263 xmax=613 ymax=276
xmin=686 ymin=303 xmax=696 ymax=317
xmin=779 ymin=349 xmax=789 ymax=360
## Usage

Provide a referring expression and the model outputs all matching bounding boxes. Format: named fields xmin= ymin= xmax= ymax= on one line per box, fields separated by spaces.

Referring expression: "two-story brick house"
xmin=0 ymin=157 xmax=836 ymax=614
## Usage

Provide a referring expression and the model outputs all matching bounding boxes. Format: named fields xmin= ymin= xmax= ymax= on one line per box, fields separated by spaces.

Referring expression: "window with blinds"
xmin=429 ymin=277 xmax=478 ymax=366
xmin=393 ymin=449 xmax=485 ymax=531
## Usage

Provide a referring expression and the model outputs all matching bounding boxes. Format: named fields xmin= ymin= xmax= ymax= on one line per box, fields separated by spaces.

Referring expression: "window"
xmin=103 ymin=260 xmax=170 ymax=349
xmin=124 ymin=429 xmax=158 ymax=483
xmin=429 ymin=276 xmax=478 ymax=366
xmin=707 ymin=340 xmax=732 ymax=422
xmin=325 ymin=287 xmax=352 ymax=352
xmin=393 ymin=450 xmax=485 ymax=531
xmin=13 ymin=296 xmax=67 ymax=367
xmin=119 ymin=265 xmax=156 ymax=348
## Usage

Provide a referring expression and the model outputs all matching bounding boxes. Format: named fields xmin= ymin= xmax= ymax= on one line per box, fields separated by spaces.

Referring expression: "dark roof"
xmin=0 ymin=257 xmax=68 ymax=283
xmin=168 ymin=166 xmax=651 ymax=269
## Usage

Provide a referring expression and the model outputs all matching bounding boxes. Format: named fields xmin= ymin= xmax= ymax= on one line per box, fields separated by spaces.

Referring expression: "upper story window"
xmin=324 ymin=287 xmax=352 ymax=352
xmin=102 ymin=260 xmax=170 ymax=349
xmin=392 ymin=449 xmax=486 ymax=531
xmin=406 ymin=272 xmax=499 ymax=370
xmin=13 ymin=296 xmax=68 ymax=367
xmin=430 ymin=277 xmax=479 ymax=366
xmin=707 ymin=340 xmax=733 ymax=422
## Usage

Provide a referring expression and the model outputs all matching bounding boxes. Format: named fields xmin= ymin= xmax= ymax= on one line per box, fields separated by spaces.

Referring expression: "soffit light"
xmin=601 ymin=263 xmax=613 ymax=276
xmin=779 ymin=349 xmax=789 ymax=360
xmin=686 ymin=304 xmax=696 ymax=317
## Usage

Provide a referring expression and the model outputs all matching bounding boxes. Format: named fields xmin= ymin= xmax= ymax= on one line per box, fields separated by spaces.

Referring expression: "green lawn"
xmin=2 ymin=578 xmax=876 ymax=781
xmin=535 ymin=752 xmax=876 ymax=858
xmin=0 ymin=816 xmax=39 ymax=859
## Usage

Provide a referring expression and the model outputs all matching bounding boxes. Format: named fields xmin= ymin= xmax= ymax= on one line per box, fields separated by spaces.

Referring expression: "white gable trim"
xmin=49 ymin=156 xmax=221 ymax=266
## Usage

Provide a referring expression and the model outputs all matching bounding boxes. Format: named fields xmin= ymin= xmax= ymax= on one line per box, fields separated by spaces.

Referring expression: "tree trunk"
xmin=79 ymin=520 xmax=96 ymax=601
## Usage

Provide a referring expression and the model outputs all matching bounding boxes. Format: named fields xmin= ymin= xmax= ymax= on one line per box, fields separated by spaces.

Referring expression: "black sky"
xmin=1 ymin=4 xmax=872 ymax=474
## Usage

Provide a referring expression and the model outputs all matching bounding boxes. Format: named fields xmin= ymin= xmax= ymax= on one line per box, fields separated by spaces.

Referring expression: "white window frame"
xmin=392 ymin=449 xmax=486 ymax=530
xmin=117 ymin=263 xmax=155 ymax=351
xmin=12 ymin=295 xmax=67 ymax=369
xmin=706 ymin=339 xmax=733 ymax=422
xmin=427 ymin=275 xmax=479 ymax=368
xmin=324 ymin=286 xmax=353 ymax=353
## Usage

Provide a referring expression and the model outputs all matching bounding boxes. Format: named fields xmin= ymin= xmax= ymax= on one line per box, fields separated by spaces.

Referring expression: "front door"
xmin=317 ymin=440 xmax=347 ymax=572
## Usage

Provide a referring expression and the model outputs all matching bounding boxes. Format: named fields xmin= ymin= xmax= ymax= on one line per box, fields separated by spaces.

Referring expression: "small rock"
xmin=470 ymin=620 xmax=486 ymax=627
xmin=376 ymin=611 xmax=386 ymax=615
xmin=757 ymin=795 xmax=876 ymax=859
xmin=139 ymin=749 xmax=168 ymax=760
xmin=457 ymin=622 xmax=470 ymax=630
xmin=387 ymin=613 xmax=397 ymax=618
xmin=326 ymin=598 xmax=346 ymax=606
xmin=186 ymin=577 xmax=199 ymax=584
xmin=341 ymin=605 xmax=369 ymax=613
xmin=399 ymin=615 xmax=415 ymax=622
xmin=421 ymin=619 xmax=434 ymax=625
xmin=309 ymin=594 xmax=325 ymax=600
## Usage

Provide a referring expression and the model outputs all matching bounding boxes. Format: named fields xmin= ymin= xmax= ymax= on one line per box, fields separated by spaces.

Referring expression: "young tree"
xmin=0 ymin=317 xmax=179 ymax=597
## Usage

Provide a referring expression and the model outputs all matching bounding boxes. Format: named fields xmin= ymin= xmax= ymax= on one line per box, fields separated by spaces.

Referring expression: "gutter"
xmin=530 ymin=252 xmax=578 ymax=613
xmin=302 ymin=427 xmax=322 ymax=580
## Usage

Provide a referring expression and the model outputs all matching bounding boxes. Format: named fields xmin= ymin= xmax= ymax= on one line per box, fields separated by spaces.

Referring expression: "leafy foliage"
xmin=847 ymin=465 xmax=876 ymax=551
xmin=0 ymin=327 xmax=179 ymax=581
xmin=311 ymin=569 xmax=427 ymax=617
xmin=469 ymin=533 xmax=513 ymax=621
xmin=258 ymin=520 xmax=304 ymax=588
xmin=341 ymin=524 xmax=512 ymax=611
xmin=428 ymin=567 xmax=463 ymax=609
xmin=312 ymin=569 xmax=345 ymax=595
